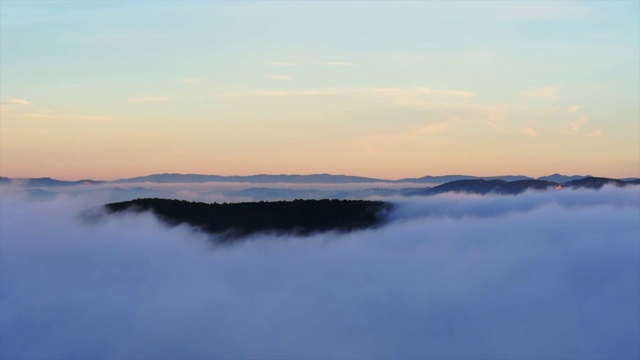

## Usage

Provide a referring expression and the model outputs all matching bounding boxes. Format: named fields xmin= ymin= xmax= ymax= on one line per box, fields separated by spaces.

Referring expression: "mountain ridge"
xmin=2 ymin=173 xmax=638 ymax=187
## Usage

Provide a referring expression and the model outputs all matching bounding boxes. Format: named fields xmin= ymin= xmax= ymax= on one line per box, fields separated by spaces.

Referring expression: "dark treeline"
xmin=564 ymin=176 xmax=640 ymax=189
xmin=402 ymin=176 xmax=639 ymax=196
xmin=105 ymin=198 xmax=393 ymax=240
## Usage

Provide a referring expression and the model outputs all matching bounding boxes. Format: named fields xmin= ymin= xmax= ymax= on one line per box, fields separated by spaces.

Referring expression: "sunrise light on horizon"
xmin=1 ymin=1 xmax=638 ymax=180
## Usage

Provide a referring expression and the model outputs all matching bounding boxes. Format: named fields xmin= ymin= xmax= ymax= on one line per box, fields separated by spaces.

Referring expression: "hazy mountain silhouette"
xmin=2 ymin=174 xmax=638 ymax=190
xmin=224 ymin=187 xmax=401 ymax=201
xmin=537 ymin=174 xmax=588 ymax=183
xmin=395 ymin=175 xmax=535 ymax=183
xmin=101 ymin=198 xmax=392 ymax=240
xmin=404 ymin=179 xmax=557 ymax=196
xmin=0 ymin=177 xmax=102 ymax=187
xmin=114 ymin=173 xmax=385 ymax=184
xmin=564 ymin=176 xmax=640 ymax=189
xmin=396 ymin=175 xmax=477 ymax=183
xmin=114 ymin=173 xmax=535 ymax=184
xmin=404 ymin=176 xmax=639 ymax=196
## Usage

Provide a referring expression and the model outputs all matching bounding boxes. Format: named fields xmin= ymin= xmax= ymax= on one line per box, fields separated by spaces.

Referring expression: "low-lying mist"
xmin=1 ymin=186 xmax=638 ymax=359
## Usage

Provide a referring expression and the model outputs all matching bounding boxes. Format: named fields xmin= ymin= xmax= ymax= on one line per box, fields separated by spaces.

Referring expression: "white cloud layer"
xmin=1 ymin=187 xmax=639 ymax=359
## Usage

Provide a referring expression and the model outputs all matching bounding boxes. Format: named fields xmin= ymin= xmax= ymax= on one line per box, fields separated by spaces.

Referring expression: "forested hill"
xmin=104 ymin=198 xmax=393 ymax=240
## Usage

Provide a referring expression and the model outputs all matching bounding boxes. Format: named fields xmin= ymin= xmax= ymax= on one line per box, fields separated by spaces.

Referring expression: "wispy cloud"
xmin=3 ymin=98 xmax=30 ymax=105
xmin=268 ymin=62 xmax=298 ymax=67
xmin=318 ymin=62 xmax=357 ymax=66
xmin=0 ymin=99 xmax=113 ymax=122
xmin=268 ymin=62 xmax=357 ymax=67
xmin=570 ymin=115 xmax=588 ymax=131
xmin=248 ymin=85 xmax=476 ymax=100
xmin=81 ymin=33 xmax=165 ymax=44
xmin=23 ymin=113 xmax=114 ymax=122
xmin=485 ymin=122 xmax=508 ymax=134
xmin=354 ymin=120 xmax=453 ymax=153
xmin=497 ymin=3 xmax=590 ymax=21
xmin=180 ymin=78 xmax=199 ymax=85
xmin=127 ymin=96 xmax=169 ymax=103
xmin=525 ymin=127 xmax=538 ymax=137
xmin=588 ymin=129 xmax=603 ymax=137
xmin=370 ymin=87 xmax=476 ymax=99
xmin=264 ymin=74 xmax=293 ymax=81
xmin=520 ymin=85 xmax=560 ymax=99
xmin=407 ymin=122 xmax=450 ymax=140
xmin=567 ymin=105 xmax=582 ymax=113
xmin=1 ymin=106 xmax=114 ymax=122
xmin=258 ymin=89 xmax=345 ymax=97
xmin=255 ymin=87 xmax=475 ymax=100
xmin=363 ymin=87 xmax=477 ymax=110
xmin=529 ymin=114 xmax=598 ymax=138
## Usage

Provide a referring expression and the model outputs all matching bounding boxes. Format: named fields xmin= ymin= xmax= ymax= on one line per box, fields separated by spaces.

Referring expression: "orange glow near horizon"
xmin=1 ymin=2 xmax=638 ymax=182
xmin=1 ymin=152 xmax=637 ymax=182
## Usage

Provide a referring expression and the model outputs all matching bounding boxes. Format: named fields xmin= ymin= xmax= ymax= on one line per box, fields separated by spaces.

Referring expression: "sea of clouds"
xmin=1 ymin=184 xmax=638 ymax=359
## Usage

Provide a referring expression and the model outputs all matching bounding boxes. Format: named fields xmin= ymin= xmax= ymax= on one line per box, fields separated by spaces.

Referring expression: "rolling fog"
xmin=0 ymin=185 xmax=638 ymax=359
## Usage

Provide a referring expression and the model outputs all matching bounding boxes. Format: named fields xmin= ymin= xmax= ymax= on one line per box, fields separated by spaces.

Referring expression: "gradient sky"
xmin=1 ymin=1 xmax=638 ymax=180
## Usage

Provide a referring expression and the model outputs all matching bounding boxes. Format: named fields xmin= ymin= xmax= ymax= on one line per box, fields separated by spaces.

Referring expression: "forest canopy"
xmin=104 ymin=198 xmax=393 ymax=240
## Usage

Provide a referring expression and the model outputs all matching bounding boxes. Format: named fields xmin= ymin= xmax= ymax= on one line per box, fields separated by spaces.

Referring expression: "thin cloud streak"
xmin=567 ymin=105 xmax=583 ymax=113
xmin=520 ymin=85 xmax=560 ymax=99
xmin=254 ymin=86 xmax=476 ymax=99
xmin=570 ymin=115 xmax=588 ymax=131
xmin=127 ymin=96 xmax=169 ymax=103
xmin=497 ymin=2 xmax=591 ymax=21
xmin=264 ymin=74 xmax=294 ymax=81
xmin=268 ymin=61 xmax=358 ymax=66
xmin=258 ymin=89 xmax=346 ymax=97
xmin=370 ymin=87 xmax=476 ymax=99
xmin=531 ymin=114 xmax=596 ymax=138
xmin=179 ymin=78 xmax=199 ymax=84
xmin=4 ymin=98 xmax=30 ymax=105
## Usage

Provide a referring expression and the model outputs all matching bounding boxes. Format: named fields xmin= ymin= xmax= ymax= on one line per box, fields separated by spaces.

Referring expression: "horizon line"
xmin=4 ymin=171 xmax=638 ymax=183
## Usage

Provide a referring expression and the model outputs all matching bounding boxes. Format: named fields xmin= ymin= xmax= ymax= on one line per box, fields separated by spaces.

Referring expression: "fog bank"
xmin=1 ymin=187 xmax=638 ymax=359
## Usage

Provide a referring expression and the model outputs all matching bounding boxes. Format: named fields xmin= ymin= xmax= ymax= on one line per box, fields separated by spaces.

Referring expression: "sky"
xmin=1 ymin=1 xmax=639 ymax=180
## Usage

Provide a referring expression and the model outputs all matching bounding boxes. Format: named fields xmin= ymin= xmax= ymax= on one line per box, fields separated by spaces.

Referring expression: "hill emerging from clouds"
xmin=102 ymin=198 xmax=392 ymax=240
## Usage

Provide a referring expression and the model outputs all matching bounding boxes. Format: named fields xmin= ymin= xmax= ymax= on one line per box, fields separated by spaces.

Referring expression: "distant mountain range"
xmin=113 ymin=173 xmax=547 ymax=184
xmin=402 ymin=179 xmax=557 ymax=196
xmin=113 ymin=173 xmax=385 ymax=184
xmin=5 ymin=172 xmax=639 ymax=186
xmin=536 ymin=173 xmax=590 ymax=183
xmin=402 ymin=177 xmax=639 ymax=196
xmin=1 ymin=174 xmax=639 ymax=193
xmin=0 ymin=177 xmax=103 ymax=187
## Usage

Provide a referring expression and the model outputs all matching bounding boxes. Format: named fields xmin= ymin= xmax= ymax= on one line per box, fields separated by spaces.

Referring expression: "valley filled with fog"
xmin=1 ymin=183 xmax=638 ymax=359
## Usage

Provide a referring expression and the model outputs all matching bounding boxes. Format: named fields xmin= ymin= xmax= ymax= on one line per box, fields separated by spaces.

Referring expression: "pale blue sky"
xmin=1 ymin=1 xmax=638 ymax=179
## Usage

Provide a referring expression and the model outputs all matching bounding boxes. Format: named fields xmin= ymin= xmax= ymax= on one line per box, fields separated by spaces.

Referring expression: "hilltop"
xmin=102 ymin=198 xmax=392 ymax=240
